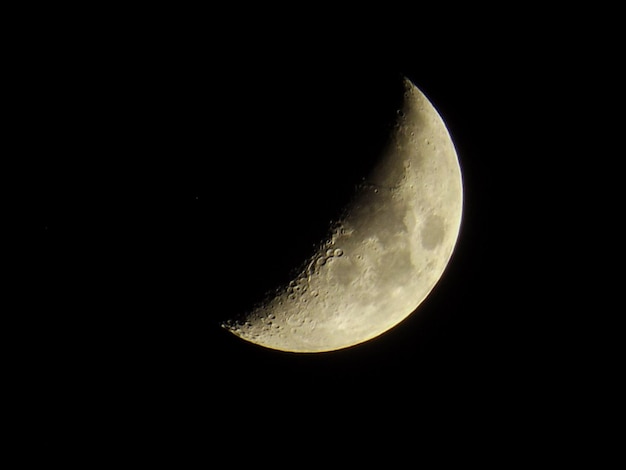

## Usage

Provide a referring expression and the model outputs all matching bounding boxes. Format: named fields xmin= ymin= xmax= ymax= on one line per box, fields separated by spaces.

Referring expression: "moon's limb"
xmin=222 ymin=77 xmax=463 ymax=353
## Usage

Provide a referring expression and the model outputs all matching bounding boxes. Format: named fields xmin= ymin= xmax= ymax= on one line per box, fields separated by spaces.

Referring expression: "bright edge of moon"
xmin=222 ymin=76 xmax=463 ymax=353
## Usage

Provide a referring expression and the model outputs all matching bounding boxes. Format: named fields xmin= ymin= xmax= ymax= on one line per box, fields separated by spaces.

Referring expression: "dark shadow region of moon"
xmin=421 ymin=215 xmax=445 ymax=250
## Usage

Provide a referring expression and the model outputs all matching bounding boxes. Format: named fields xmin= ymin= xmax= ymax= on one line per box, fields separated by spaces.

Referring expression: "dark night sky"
xmin=18 ymin=19 xmax=582 ymax=456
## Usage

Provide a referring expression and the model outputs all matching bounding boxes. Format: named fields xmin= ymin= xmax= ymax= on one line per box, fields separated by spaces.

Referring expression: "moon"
xmin=222 ymin=76 xmax=463 ymax=353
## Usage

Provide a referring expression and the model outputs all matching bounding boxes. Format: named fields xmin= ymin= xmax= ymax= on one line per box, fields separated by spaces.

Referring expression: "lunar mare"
xmin=222 ymin=77 xmax=463 ymax=353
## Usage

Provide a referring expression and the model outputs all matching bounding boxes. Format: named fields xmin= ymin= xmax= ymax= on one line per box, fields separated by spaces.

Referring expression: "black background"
xmin=14 ymin=11 xmax=600 ymax=460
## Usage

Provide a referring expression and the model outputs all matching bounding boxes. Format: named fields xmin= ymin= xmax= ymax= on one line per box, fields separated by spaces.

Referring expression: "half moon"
xmin=222 ymin=76 xmax=463 ymax=353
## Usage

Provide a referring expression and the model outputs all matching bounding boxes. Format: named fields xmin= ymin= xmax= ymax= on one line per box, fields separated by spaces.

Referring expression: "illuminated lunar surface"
xmin=222 ymin=77 xmax=463 ymax=353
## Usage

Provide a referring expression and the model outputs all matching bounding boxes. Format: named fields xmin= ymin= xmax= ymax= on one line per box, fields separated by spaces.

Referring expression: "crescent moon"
xmin=222 ymin=76 xmax=463 ymax=353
